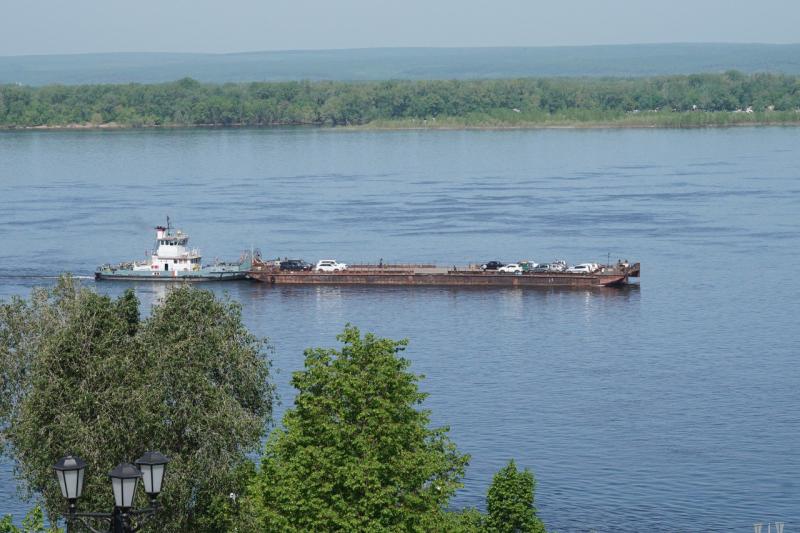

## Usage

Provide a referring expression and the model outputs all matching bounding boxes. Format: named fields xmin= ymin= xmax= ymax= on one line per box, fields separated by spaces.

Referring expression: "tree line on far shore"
xmin=1 ymin=71 xmax=799 ymax=128
xmin=0 ymin=279 xmax=545 ymax=532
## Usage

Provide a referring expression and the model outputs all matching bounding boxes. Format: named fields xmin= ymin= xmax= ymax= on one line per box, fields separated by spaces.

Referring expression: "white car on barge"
xmin=95 ymin=219 xmax=251 ymax=281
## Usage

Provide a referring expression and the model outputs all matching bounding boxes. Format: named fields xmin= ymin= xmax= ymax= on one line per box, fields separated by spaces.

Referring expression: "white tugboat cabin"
xmin=132 ymin=219 xmax=202 ymax=273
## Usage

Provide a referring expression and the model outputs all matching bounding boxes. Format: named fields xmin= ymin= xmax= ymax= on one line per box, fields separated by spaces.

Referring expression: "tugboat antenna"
xmin=167 ymin=215 xmax=171 ymax=231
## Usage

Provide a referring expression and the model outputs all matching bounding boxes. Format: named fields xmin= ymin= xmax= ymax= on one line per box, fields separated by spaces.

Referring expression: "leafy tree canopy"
xmin=0 ymin=506 xmax=60 ymax=533
xmin=246 ymin=325 xmax=470 ymax=532
xmin=0 ymin=278 xmax=274 ymax=532
xmin=486 ymin=460 xmax=544 ymax=533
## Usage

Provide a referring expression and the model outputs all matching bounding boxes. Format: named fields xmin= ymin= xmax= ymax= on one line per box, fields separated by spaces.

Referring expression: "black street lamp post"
xmin=52 ymin=452 xmax=169 ymax=533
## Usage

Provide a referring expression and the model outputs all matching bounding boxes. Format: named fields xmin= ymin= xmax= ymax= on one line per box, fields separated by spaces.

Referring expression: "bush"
xmin=486 ymin=460 xmax=545 ymax=533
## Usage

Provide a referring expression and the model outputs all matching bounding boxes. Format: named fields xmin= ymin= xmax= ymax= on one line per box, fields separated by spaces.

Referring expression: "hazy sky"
xmin=1 ymin=0 xmax=798 ymax=56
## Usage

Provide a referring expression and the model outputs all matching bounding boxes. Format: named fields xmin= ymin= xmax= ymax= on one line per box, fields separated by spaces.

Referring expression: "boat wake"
xmin=0 ymin=274 xmax=93 ymax=280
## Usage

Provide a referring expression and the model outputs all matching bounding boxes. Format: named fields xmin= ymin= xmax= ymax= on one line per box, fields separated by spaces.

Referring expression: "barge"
xmin=95 ymin=219 xmax=251 ymax=281
xmin=95 ymin=220 xmax=640 ymax=288
xmin=248 ymin=259 xmax=640 ymax=288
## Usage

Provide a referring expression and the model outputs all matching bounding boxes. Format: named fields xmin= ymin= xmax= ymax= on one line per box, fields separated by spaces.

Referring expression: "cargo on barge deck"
xmin=248 ymin=260 xmax=640 ymax=288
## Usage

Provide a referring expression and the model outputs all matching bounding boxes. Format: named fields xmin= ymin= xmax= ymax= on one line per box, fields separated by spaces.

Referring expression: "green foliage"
xmin=0 ymin=506 xmax=60 ymax=533
xmin=0 ymin=277 xmax=274 ymax=532
xmin=1 ymin=72 xmax=799 ymax=128
xmin=485 ymin=460 xmax=544 ymax=533
xmin=115 ymin=288 xmax=139 ymax=336
xmin=185 ymin=459 xmax=258 ymax=533
xmin=245 ymin=325 xmax=470 ymax=532
xmin=427 ymin=507 xmax=486 ymax=532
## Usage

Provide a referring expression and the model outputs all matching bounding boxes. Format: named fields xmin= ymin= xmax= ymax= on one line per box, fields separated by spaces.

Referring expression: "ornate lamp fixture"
xmin=53 ymin=452 xmax=169 ymax=533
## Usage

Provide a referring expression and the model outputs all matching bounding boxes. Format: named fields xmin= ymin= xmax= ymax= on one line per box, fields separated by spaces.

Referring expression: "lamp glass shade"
xmin=111 ymin=476 xmax=139 ymax=508
xmin=53 ymin=455 xmax=86 ymax=500
xmin=108 ymin=463 xmax=141 ymax=508
xmin=135 ymin=451 xmax=169 ymax=497
xmin=140 ymin=463 xmax=165 ymax=495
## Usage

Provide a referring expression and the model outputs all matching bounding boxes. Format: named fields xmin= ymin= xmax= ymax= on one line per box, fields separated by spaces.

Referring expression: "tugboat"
xmin=95 ymin=218 xmax=252 ymax=281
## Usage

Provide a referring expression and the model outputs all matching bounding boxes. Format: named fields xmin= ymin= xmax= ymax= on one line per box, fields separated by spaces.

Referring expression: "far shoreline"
xmin=2 ymin=119 xmax=800 ymax=133
xmin=4 ymin=73 xmax=799 ymax=134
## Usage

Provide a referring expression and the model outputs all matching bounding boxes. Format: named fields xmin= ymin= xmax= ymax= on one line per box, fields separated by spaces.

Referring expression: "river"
xmin=1 ymin=127 xmax=798 ymax=531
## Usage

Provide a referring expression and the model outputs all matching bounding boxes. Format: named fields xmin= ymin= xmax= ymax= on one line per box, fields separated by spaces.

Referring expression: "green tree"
xmin=0 ymin=277 xmax=274 ymax=532
xmin=485 ymin=460 xmax=544 ymax=533
xmin=0 ymin=506 xmax=61 ymax=533
xmin=246 ymin=325 xmax=469 ymax=532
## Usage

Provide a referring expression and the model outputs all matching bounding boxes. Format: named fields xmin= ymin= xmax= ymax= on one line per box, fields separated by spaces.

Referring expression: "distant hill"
xmin=2 ymin=44 xmax=800 ymax=86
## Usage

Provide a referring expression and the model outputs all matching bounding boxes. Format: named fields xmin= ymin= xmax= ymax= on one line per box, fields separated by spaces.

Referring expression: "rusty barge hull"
xmin=248 ymin=264 xmax=639 ymax=288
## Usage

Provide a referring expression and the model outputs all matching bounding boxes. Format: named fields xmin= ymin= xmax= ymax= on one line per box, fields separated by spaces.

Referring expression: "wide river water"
xmin=0 ymin=127 xmax=798 ymax=531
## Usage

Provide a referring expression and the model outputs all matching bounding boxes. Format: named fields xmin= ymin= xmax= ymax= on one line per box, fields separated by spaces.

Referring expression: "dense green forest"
xmin=1 ymin=72 xmax=799 ymax=129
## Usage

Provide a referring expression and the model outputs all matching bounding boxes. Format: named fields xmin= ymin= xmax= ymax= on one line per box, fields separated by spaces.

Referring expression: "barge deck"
xmin=248 ymin=260 xmax=640 ymax=288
